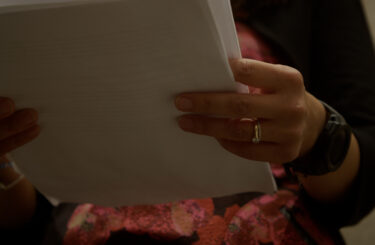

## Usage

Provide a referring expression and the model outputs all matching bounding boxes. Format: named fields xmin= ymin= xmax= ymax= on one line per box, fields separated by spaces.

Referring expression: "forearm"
xmin=298 ymin=133 xmax=360 ymax=203
xmin=0 ymin=156 xmax=37 ymax=229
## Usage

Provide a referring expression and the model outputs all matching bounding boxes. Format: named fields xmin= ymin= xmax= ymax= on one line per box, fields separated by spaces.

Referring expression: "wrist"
xmin=285 ymin=99 xmax=352 ymax=176
xmin=297 ymin=133 xmax=360 ymax=203
xmin=299 ymin=92 xmax=326 ymax=157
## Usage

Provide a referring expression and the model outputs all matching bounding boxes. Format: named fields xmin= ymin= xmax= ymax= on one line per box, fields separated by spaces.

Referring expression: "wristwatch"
xmin=284 ymin=101 xmax=352 ymax=176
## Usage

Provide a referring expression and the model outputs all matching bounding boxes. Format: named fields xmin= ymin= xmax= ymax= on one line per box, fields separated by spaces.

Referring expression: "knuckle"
xmin=289 ymin=71 xmax=304 ymax=89
xmin=291 ymin=68 xmax=304 ymax=82
xmin=283 ymin=102 xmax=307 ymax=121
xmin=275 ymin=64 xmax=293 ymax=74
xmin=277 ymin=65 xmax=304 ymax=88
xmin=291 ymin=103 xmax=307 ymax=119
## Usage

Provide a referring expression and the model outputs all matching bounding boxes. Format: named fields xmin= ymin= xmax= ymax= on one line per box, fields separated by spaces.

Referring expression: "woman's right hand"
xmin=0 ymin=97 xmax=40 ymax=228
xmin=0 ymin=97 xmax=40 ymax=157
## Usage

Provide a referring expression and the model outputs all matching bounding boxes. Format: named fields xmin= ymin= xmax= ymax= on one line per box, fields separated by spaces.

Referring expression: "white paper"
xmin=0 ymin=0 xmax=113 ymax=14
xmin=0 ymin=0 xmax=276 ymax=206
xmin=207 ymin=0 xmax=248 ymax=94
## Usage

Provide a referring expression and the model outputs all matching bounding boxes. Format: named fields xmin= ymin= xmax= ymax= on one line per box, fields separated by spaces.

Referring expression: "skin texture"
xmin=176 ymin=59 xmax=323 ymax=164
xmin=0 ymin=58 xmax=360 ymax=228
xmin=175 ymin=59 xmax=360 ymax=203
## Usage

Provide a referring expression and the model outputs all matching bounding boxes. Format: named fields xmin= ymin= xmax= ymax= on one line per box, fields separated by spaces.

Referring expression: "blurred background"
xmin=340 ymin=0 xmax=375 ymax=244
xmin=362 ymin=0 xmax=375 ymax=42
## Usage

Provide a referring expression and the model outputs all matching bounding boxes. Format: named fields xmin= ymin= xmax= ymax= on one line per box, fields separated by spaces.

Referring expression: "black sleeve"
xmin=0 ymin=191 xmax=53 ymax=245
xmin=306 ymin=0 xmax=375 ymax=228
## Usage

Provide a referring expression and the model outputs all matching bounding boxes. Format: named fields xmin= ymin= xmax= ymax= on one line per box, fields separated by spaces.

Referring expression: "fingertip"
xmin=24 ymin=108 xmax=39 ymax=122
xmin=19 ymin=124 xmax=41 ymax=147
xmin=0 ymin=97 xmax=15 ymax=119
xmin=228 ymin=58 xmax=241 ymax=69
xmin=27 ymin=124 xmax=41 ymax=138
xmin=20 ymin=124 xmax=41 ymax=142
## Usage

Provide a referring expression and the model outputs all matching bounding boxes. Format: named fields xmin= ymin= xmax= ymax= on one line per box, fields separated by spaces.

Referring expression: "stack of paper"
xmin=0 ymin=0 xmax=276 ymax=206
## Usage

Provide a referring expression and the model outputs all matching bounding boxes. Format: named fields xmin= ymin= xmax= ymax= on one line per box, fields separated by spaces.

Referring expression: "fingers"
xmin=175 ymin=59 xmax=307 ymax=164
xmin=0 ymin=125 xmax=41 ymax=156
xmin=175 ymin=93 xmax=280 ymax=119
xmin=229 ymin=59 xmax=304 ymax=92
xmin=177 ymin=115 xmax=303 ymax=144
xmin=0 ymin=109 xmax=39 ymax=141
xmin=0 ymin=97 xmax=15 ymax=120
xmin=177 ymin=114 xmax=302 ymax=163
xmin=0 ymin=98 xmax=40 ymax=157
xmin=178 ymin=116 xmax=276 ymax=142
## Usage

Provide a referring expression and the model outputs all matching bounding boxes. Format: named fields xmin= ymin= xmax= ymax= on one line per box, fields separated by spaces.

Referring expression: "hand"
xmin=0 ymin=98 xmax=39 ymax=229
xmin=0 ymin=97 xmax=40 ymax=157
xmin=174 ymin=59 xmax=326 ymax=164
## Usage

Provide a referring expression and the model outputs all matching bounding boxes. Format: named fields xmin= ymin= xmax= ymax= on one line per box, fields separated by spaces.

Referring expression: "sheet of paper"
xmin=0 ymin=0 xmax=276 ymax=206
xmin=0 ymin=0 xmax=79 ymax=6
xmin=207 ymin=0 xmax=241 ymax=59
xmin=207 ymin=0 xmax=248 ymax=94
xmin=0 ymin=0 xmax=111 ymax=14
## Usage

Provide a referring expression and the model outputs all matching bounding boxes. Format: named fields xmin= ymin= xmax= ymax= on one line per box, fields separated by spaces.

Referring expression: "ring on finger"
xmin=252 ymin=120 xmax=262 ymax=144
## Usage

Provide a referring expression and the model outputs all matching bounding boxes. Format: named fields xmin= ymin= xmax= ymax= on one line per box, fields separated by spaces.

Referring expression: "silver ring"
xmin=252 ymin=120 xmax=261 ymax=144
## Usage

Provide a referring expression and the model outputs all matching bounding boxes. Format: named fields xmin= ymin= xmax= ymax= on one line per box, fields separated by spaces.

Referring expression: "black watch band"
xmin=284 ymin=101 xmax=352 ymax=176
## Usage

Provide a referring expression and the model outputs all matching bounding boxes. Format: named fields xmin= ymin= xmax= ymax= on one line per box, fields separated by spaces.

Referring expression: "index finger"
xmin=229 ymin=59 xmax=303 ymax=92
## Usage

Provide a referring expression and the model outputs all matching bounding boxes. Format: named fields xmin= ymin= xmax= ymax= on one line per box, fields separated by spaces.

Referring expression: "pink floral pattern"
xmin=224 ymin=191 xmax=307 ymax=245
xmin=64 ymin=199 xmax=215 ymax=244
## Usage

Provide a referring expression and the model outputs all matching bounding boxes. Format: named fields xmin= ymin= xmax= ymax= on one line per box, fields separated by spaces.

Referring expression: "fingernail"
xmin=178 ymin=117 xmax=194 ymax=130
xmin=175 ymin=97 xmax=193 ymax=111
xmin=0 ymin=99 xmax=12 ymax=116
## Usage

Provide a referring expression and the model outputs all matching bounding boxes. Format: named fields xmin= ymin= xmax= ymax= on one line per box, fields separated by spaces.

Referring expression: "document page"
xmin=0 ymin=0 xmax=276 ymax=206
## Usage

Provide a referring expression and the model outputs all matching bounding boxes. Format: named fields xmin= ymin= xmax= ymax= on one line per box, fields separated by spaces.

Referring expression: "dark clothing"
xmin=245 ymin=0 xmax=375 ymax=229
